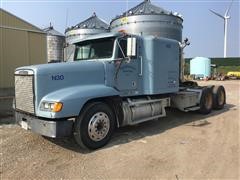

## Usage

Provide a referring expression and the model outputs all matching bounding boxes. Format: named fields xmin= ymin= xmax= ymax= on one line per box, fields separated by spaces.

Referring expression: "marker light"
xmin=52 ymin=102 xmax=63 ymax=112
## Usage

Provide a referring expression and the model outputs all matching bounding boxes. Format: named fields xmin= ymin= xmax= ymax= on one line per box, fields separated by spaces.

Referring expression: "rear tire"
xmin=212 ymin=85 xmax=226 ymax=110
xmin=199 ymin=87 xmax=213 ymax=114
xmin=73 ymin=102 xmax=116 ymax=150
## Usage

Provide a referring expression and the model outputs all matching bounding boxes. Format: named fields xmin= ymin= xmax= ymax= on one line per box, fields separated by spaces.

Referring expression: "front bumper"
xmin=15 ymin=111 xmax=73 ymax=138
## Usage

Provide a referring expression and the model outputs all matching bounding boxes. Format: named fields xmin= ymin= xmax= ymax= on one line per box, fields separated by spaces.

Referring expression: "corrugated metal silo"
xmin=190 ymin=57 xmax=211 ymax=78
xmin=65 ymin=12 xmax=109 ymax=44
xmin=64 ymin=13 xmax=109 ymax=61
xmin=110 ymin=0 xmax=183 ymax=42
xmin=43 ymin=25 xmax=65 ymax=62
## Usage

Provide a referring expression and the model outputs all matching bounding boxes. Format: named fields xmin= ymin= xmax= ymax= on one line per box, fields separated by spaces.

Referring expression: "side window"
xmin=117 ymin=39 xmax=127 ymax=59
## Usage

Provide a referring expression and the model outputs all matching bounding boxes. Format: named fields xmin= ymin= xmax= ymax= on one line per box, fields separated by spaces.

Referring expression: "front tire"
xmin=74 ymin=102 xmax=116 ymax=150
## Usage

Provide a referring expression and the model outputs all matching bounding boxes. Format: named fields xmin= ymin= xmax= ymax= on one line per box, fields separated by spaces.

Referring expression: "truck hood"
xmin=16 ymin=60 xmax=108 ymax=111
xmin=16 ymin=60 xmax=105 ymax=76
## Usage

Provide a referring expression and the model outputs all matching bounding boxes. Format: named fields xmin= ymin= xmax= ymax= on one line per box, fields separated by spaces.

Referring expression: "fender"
xmin=36 ymin=84 xmax=119 ymax=119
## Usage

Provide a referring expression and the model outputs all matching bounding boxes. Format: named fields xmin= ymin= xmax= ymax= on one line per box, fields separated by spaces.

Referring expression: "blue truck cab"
xmin=14 ymin=32 xmax=226 ymax=149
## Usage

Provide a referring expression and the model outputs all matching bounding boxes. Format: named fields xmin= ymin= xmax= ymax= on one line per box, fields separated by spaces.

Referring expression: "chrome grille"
xmin=15 ymin=75 xmax=35 ymax=114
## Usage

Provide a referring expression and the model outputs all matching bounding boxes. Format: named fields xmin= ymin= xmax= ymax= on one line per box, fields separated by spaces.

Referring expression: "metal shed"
xmin=0 ymin=8 xmax=47 ymax=91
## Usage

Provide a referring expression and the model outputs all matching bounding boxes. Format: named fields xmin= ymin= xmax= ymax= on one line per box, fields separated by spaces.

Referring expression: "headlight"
xmin=40 ymin=101 xmax=63 ymax=112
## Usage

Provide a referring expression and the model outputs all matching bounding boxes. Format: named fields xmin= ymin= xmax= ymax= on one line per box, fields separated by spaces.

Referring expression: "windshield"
xmin=74 ymin=37 xmax=115 ymax=61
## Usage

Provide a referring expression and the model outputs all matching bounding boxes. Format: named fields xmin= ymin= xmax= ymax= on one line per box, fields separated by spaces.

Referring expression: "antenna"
xmin=209 ymin=0 xmax=234 ymax=58
xmin=65 ymin=8 xmax=69 ymax=30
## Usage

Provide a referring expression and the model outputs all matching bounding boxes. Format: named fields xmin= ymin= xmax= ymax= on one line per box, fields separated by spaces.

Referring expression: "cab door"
xmin=114 ymin=37 xmax=141 ymax=94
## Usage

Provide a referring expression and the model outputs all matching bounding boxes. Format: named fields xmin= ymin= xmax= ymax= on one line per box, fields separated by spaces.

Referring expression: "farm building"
xmin=0 ymin=8 xmax=47 ymax=93
xmin=43 ymin=25 xmax=65 ymax=62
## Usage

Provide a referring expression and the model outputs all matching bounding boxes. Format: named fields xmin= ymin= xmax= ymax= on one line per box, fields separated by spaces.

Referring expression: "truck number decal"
xmin=52 ymin=75 xmax=64 ymax=81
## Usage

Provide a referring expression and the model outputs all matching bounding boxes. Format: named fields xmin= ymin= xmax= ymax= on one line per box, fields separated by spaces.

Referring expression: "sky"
xmin=1 ymin=0 xmax=239 ymax=58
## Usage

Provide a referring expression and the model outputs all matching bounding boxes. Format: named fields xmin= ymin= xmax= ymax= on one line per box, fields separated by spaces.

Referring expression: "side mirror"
xmin=127 ymin=37 xmax=137 ymax=57
xmin=184 ymin=38 xmax=190 ymax=46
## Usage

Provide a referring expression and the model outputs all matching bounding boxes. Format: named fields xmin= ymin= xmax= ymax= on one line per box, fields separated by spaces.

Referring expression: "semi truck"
xmin=14 ymin=32 xmax=226 ymax=149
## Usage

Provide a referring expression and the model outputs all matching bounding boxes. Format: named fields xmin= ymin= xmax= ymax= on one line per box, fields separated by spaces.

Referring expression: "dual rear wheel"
xmin=199 ymin=85 xmax=226 ymax=114
xmin=212 ymin=85 xmax=226 ymax=110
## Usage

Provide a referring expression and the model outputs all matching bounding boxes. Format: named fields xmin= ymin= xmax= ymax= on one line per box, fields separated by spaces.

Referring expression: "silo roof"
xmin=43 ymin=26 xmax=64 ymax=37
xmin=66 ymin=12 xmax=109 ymax=32
xmin=112 ymin=0 xmax=181 ymax=20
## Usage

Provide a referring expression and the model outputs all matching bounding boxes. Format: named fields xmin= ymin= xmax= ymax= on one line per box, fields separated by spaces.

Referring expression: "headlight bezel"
xmin=40 ymin=101 xmax=63 ymax=112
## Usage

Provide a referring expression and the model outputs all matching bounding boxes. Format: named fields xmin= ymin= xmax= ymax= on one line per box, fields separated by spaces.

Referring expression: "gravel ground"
xmin=1 ymin=80 xmax=239 ymax=179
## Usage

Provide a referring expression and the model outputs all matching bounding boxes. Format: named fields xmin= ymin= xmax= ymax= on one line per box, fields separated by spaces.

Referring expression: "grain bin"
xmin=110 ymin=0 xmax=183 ymax=42
xmin=190 ymin=57 xmax=211 ymax=78
xmin=43 ymin=25 xmax=65 ymax=62
xmin=65 ymin=12 xmax=109 ymax=44
xmin=64 ymin=13 xmax=109 ymax=61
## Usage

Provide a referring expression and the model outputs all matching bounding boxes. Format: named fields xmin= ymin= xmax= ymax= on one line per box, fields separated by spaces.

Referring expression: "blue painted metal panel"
xmin=17 ymin=60 xmax=118 ymax=118
xmin=141 ymin=36 xmax=179 ymax=94
xmin=16 ymin=35 xmax=180 ymax=119
xmin=37 ymin=84 xmax=119 ymax=118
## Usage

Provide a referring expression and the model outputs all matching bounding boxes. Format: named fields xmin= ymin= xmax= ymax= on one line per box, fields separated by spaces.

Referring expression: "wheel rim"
xmin=88 ymin=112 xmax=110 ymax=142
xmin=218 ymin=90 xmax=225 ymax=105
xmin=205 ymin=93 xmax=213 ymax=110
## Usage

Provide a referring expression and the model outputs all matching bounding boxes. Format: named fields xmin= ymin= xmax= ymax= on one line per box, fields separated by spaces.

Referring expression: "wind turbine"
xmin=210 ymin=0 xmax=234 ymax=58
